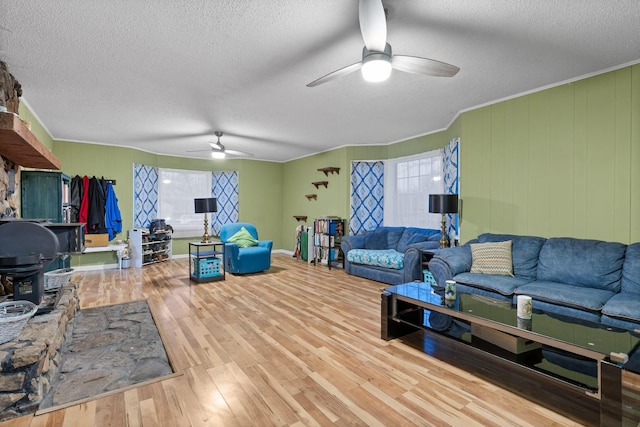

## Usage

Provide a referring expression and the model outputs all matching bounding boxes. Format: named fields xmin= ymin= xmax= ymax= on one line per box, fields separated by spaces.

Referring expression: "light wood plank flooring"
xmin=2 ymin=254 xmax=636 ymax=426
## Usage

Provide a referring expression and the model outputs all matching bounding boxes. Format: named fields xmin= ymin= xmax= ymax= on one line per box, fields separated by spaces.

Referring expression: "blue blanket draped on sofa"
xmin=341 ymin=226 xmax=441 ymax=285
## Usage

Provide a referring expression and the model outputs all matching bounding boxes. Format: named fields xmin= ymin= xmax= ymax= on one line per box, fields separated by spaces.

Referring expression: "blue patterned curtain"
xmin=133 ymin=163 xmax=158 ymax=228
xmin=443 ymin=138 xmax=460 ymax=242
xmin=211 ymin=171 xmax=239 ymax=236
xmin=349 ymin=161 xmax=384 ymax=235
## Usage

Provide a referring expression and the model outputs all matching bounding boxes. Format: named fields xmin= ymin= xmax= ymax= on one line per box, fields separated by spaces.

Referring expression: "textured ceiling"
xmin=1 ymin=1 xmax=639 ymax=162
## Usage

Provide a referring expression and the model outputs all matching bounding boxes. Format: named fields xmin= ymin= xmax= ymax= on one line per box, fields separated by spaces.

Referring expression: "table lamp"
xmin=194 ymin=197 xmax=217 ymax=243
xmin=429 ymin=194 xmax=458 ymax=248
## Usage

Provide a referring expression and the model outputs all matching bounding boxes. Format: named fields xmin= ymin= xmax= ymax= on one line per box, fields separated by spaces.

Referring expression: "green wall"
xmin=51 ymin=141 xmax=283 ymax=267
xmin=18 ymin=103 xmax=53 ymax=150
xmin=458 ymin=65 xmax=640 ymax=244
xmin=278 ymin=133 xmax=450 ymax=252
xmin=19 ymin=63 xmax=640 ymax=267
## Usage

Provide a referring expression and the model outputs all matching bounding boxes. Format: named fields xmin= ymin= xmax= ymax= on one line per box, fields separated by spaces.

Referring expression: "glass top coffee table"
xmin=382 ymin=281 xmax=640 ymax=403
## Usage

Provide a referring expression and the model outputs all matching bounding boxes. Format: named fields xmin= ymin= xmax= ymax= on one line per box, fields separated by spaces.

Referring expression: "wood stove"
xmin=0 ymin=222 xmax=59 ymax=305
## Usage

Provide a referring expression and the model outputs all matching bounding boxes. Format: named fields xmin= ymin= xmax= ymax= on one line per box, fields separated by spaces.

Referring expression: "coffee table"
xmin=381 ymin=282 xmax=640 ymax=424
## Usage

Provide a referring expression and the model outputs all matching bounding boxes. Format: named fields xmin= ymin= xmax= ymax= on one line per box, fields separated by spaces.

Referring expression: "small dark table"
xmin=189 ymin=241 xmax=225 ymax=283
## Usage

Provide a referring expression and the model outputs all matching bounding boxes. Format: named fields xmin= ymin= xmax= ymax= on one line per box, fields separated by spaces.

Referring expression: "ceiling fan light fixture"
xmin=361 ymin=58 xmax=391 ymax=82
xmin=361 ymin=44 xmax=392 ymax=83
xmin=211 ymin=150 xmax=226 ymax=159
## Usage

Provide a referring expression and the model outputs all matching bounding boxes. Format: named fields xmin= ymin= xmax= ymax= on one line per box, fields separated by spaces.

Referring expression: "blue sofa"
xmin=428 ymin=233 xmax=640 ymax=330
xmin=341 ymin=226 xmax=442 ymax=285
xmin=220 ymin=223 xmax=272 ymax=274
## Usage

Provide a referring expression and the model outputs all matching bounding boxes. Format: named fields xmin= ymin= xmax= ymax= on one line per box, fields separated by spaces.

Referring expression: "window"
xmin=383 ymin=150 xmax=444 ymax=229
xmin=158 ymin=168 xmax=212 ymax=238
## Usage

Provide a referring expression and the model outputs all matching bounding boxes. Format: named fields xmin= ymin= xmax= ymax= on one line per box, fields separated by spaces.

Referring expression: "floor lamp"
xmin=194 ymin=197 xmax=217 ymax=243
xmin=429 ymin=194 xmax=459 ymax=248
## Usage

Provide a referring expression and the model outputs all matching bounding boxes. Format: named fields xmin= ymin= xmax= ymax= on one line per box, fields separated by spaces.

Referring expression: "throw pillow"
xmin=470 ymin=240 xmax=514 ymax=276
xmin=227 ymin=227 xmax=259 ymax=248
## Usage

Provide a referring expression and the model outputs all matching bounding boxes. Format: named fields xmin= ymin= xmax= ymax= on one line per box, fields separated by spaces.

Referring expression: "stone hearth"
xmin=40 ymin=300 xmax=173 ymax=409
xmin=0 ymin=283 xmax=79 ymax=420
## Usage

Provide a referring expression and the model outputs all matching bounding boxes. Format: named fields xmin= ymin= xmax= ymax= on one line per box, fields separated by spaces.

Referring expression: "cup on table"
xmin=517 ymin=317 xmax=532 ymax=330
xmin=517 ymin=295 xmax=533 ymax=319
xmin=444 ymin=280 xmax=456 ymax=300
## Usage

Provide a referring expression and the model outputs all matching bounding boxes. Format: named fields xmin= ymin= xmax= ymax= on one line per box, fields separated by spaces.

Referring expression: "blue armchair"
xmin=219 ymin=222 xmax=272 ymax=274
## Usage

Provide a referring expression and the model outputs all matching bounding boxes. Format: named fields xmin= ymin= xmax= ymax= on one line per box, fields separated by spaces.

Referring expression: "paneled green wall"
xmin=459 ymin=65 xmax=640 ymax=243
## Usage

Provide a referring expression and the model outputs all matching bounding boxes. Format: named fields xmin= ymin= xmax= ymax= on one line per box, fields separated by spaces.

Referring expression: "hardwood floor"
xmin=2 ymin=254 xmax=637 ymax=426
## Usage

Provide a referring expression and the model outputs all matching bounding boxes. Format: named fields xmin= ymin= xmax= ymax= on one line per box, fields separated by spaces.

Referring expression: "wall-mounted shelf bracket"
xmin=312 ymin=181 xmax=328 ymax=189
xmin=293 ymin=215 xmax=307 ymax=222
xmin=318 ymin=167 xmax=340 ymax=176
xmin=305 ymin=194 xmax=317 ymax=201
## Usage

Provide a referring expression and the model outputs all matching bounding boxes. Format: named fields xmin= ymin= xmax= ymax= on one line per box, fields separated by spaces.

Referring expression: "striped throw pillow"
xmin=470 ymin=240 xmax=514 ymax=276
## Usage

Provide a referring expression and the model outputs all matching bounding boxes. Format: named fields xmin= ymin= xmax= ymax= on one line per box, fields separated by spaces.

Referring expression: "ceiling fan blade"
xmin=307 ymin=61 xmax=362 ymax=87
xmin=225 ymin=149 xmax=254 ymax=157
xmin=359 ymin=0 xmax=387 ymax=52
xmin=186 ymin=149 xmax=211 ymax=153
xmin=391 ymin=55 xmax=460 ymax=77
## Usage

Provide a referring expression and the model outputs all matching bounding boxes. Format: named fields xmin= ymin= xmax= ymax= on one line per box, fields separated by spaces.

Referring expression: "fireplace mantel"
xmin=0 ymin=112 xmax=61 ymax=170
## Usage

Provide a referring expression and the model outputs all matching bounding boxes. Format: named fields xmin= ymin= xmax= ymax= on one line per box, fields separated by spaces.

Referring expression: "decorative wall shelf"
xmin=312 ymin=181 xmax=328 ymax=189
xmin=293 ymin=215 xmax=307 ymax=222
xmin=318 ymin=167 xmax=340 ymax=176
xmin=305 ymin=194 xmax=317 ymax=200
xmin=0 ymin=112 xmax=61 ymax=169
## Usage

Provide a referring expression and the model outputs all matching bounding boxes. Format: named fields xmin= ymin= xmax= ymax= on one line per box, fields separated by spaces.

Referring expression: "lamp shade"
xmin=429 ymin=194 xmax=458 ymax=214
xmin=194 ymin=198 xmax=217 ymax=213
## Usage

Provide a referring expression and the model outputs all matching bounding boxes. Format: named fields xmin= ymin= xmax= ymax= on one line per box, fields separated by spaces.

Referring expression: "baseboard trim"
xmin=73 ymin=250 xmax=293 ymax=271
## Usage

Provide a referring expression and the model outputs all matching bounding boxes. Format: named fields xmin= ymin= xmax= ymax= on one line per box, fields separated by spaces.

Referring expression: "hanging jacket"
xmin=87 ymin=176 xmax=106 ymax=234
xmin=105 ymin=182 xmax=122 ymax=240
xmin=79 ymin=175 xmax=90 ymax=232
xmin=70 ymin=175 xmax=82 ymax=223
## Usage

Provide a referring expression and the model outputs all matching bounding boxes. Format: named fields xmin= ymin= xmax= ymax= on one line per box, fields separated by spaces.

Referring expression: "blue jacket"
xmin=105 ymin=182 xmax=122 ymax=240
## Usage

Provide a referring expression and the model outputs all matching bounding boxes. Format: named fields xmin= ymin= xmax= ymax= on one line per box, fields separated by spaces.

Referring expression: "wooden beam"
xmin=0 ymin=112 xmax=61 ymax=170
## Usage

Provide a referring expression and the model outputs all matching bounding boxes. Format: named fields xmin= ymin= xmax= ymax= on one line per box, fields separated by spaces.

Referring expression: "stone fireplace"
xmin=0 ymin=283 xmax=79 ymax=419
xmin=0 ymin=154 xmax=19 ymax=221
xmin=1 ymin=58 xmax=24 ymax=221
xmin=0 ymin=59 xmax=76 ymax=420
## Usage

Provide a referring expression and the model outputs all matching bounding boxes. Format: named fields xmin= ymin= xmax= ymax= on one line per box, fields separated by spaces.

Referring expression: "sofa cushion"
xmin=621 ymin=243 xmax=640 ymax=294
xmin=516 ymin=281 xmax=614 ymax=311
xmin=532 ymin=299 xmax=602 ymax=323
xmin=601 ymin=292 xmax=640 ymax=323
xmin=454 ymin=272 xmax=531 ymax=296
xmin=396 ymin=228 xmax=439 ymax=253
xmin=346 ymin=249 xmax=404 ymax=270
xmin=364 ymin=227 xmax=405 ymax=250
xmin=478 ymin=233 xmax=546 ymax=280
xmin=537 ymin=238 xmax=626 ymax=292
xmin=470 ymin=241 xmax=514 ymax=276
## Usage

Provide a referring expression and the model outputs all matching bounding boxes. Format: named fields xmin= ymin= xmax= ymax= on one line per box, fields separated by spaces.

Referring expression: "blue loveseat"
xmin=428 ymin=233 xmax=640 ymax=330
xmin=341 ymin=226 xmax=442 ymax=285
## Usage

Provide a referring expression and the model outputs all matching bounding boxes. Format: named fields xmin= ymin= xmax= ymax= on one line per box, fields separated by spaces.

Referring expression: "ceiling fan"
xmin=307 ymin=0 xmax=460 ymax=87
xmin=187 ymin=131 xmax=254 ymax=159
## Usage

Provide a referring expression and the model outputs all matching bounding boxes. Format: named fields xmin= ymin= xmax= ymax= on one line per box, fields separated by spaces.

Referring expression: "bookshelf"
xmin=312 ymin=217 xmax=345 ymax=269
